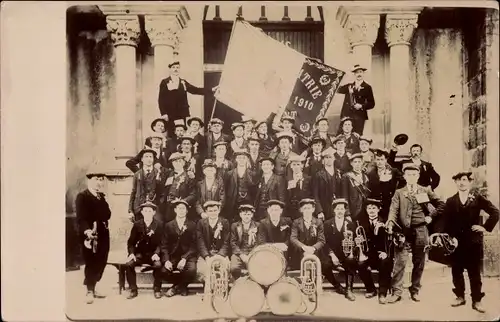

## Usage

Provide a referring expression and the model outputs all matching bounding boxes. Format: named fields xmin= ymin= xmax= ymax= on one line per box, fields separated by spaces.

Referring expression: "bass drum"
xmin=247 ymin=244 xmax=286 ymax=286
xmin=266 ymin=277 xmax=304 ymax=316
xmin=229 ymin=277 xmax=265 ymax=317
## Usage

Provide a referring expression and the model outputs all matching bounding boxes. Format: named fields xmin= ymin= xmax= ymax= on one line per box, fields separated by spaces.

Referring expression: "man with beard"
xmin=206 ymin=118 xmax=231 ymax=158
xmin=367 ymin=149 xmax=404 ymax=221
xmin=336 ymin=64 xmax=375 ymax=135
xmin=312 ymin=147 xmax=342 ymax=220
xmin=76 ymin=167 xmax=112 ymax=304
xmin=389 ymin=143 xmax=441 ymax=191
xmin=386 ymin=163 xmax=445 ymax=304
xmin=438 ymin=171 xmax=499 ymax=313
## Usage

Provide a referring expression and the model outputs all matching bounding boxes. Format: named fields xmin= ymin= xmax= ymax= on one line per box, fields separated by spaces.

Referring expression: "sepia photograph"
xmin=63 ymin=2 xmax=500 ymax=321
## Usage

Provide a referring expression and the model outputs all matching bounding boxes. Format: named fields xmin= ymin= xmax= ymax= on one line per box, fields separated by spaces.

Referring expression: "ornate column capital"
xmin=106 ymin=15 xmax=140 ymax=47
xmin=145 ymin=15 xmax=181 ymax=48
xmin=343 ymin=14 xmax=380 ymax=48
xmin=385 ymin=14 xmax=419 ymax=47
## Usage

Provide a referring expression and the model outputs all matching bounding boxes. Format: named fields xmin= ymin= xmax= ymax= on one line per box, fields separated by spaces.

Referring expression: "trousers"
xmin=82 ymin=234 xmax=109 ymax=292
xmin=125 ymin=255 xmax=162 ymax=291
xmin=391 ymin=225 xmax=428 ymax=296
xmin=163 ymin=257 xmax=197 ymax=289
xmin=451 ymin=241 xmax=484 ymax=302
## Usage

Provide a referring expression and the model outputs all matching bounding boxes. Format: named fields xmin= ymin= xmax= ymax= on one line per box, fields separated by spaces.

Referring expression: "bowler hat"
xmin=150 ymin=118 xmax=168 ymax=132
xmin=187 ymin=117 xmax=204 ymax=128
xmin=351 ymin=64 xmax=367 ymax=72
xmin=309 ymin=136 xmax=326 ymax=147
xmin=452 ymin=171 xmax=473 ymax=181
xmin=138 ymin=148 xmax=158 ymax=159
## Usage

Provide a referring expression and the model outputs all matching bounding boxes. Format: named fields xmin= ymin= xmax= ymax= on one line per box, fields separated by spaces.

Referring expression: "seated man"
xmin=161 ymin=199 xmax=198 ymax=297
xmin=125 ymin=201 xmax=164 ymax=299
xmin=357 ymin=198 xmax=393 ymax=304
xmin=196 ymin=200 xmax=231 ymax=284
xmin=230 ymin=204 xmax=260 ymax=280
xmin=289 ymin=198 xmax=325 ymax=270
xmin=256 ymin=200 xmax=292 ymax=261
xmin=323 ymin=198 xmax=374 ymax=300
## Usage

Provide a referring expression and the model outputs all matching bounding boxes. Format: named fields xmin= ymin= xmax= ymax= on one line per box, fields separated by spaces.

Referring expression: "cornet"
xmin=355 ymin=221 xmax=369 ymax=265
xmin=342 ymin=229 xmax=355 ymax=260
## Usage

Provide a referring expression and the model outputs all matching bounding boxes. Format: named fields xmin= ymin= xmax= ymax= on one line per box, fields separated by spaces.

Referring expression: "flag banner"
xmin=215 ymin=20 xmax=306 ymax=122
xmin=281 ymin=58 xmax=345 ymax=142
xmin=216 ymin=19 xmax=345 ymax=132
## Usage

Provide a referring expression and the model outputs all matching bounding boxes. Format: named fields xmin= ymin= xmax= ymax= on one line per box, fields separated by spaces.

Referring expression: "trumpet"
xmin=204 ymin=255 xmax=230 ymax=313
xmin=354 ymin=221 xmax=369 ymax=265
xmin=299 ymin=253 xmax=322 ymax=314
xmin=342 ymin=229 xmax=355 ymax=260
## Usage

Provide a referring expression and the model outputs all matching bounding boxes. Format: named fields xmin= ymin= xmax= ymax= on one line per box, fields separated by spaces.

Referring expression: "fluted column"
xmin=385 ymin=14 xmax=419 ymax=151
xmin=106 ymin=15 xmax=140 ymax=163
xmin=343 ymin=14 xmax=380 ymax=83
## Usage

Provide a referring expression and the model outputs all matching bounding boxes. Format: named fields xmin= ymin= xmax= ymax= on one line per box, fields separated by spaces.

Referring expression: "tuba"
xmin=204 ymin=255 xmax=230 ymax=313
xmin=355 ymin=221 xmax=369 ymax=265
xmin=299 ymin=253 xmax=322 ymax=314
xmin=84 ymin=221 xmax=98 ymax=254
xmin=342 ymin=229 xmax=355 ymax=260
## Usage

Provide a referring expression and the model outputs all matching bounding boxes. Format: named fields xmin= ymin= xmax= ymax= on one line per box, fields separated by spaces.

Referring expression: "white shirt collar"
xmin=213 ymin=132 xmax=221 ymax=139
xmin=88 ymin=188 xmax=99 ymax=197
xmin=208 ymin=218 xmax=218 ymax=227
xmin=458 ymin=190 xmax=469 ymax=203
xmin=176 ymin=217 xmax=186 ymax=227
xmin=334 ymin=216 xmax=344 ymax=230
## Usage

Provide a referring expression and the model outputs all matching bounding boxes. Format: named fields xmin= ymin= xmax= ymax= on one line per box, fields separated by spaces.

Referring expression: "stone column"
xmin=106 ymin=15 xmax=140 ymax=165
xmin=385 ymin=14 xmax=419 ymax=152
xmin=343 ymin=14 xmax=380 ymax=84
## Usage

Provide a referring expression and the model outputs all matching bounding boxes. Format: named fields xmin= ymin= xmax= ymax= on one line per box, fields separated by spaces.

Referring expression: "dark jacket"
xmin=311 ymin=167 xmax=342 ymax=219
xmin=340 ymin=171 xmax=371 ymax=220
xmin=75 ymin=189 xmax=112 ymax=238
xmin=127 ymin=218 xmax=163 ymax=256
xmin=206 ymin=132 xmax=231 ymax=158
xmin=195 ymin=178 xmax=226 ymax=217
xmin=256 ymin=216 xmax=293 ymax=247
xmin=223 ymin=167 xmax=257 ymax=220
xmin=196 ymin=217 xmax=231 ymax=259
xmin=388 ymin=150 xmax=441 ymax=190
xmin=230 ymin=220 xmax=260 ymax=256
xmin=285 ymin=175 xmax=313 ymax=220
xmin=289 ymin=217 xmax=325 ymax=269
xmin=323 ymin=217 xmax=356 ymax=261
xmin=129 ymin=168 xmax=164 ymax=214
xmin=161 ymin=219 xmax=197 ymax=262
xmin=158 ymin=77 xmax=210 ymax=118
xmin=337 ymin=81 xmax=375 ymax=120
xmin=254 ymin=174 xmax=286 ymax=220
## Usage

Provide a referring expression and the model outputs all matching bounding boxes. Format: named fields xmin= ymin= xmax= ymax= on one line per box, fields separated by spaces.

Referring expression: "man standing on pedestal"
xmin=158 ymin=61 xmax=217 ymax=135
xmin=337 ymin=64 xmax=375 ymax=135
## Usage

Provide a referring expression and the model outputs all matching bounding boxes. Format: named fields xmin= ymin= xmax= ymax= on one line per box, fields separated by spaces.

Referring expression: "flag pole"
xmin=209 ymin=98 xmax=218 ymax=122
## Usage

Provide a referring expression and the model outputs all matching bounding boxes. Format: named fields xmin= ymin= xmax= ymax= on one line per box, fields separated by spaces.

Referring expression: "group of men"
xmin=75 ymin=61 xmax=499 ymax=314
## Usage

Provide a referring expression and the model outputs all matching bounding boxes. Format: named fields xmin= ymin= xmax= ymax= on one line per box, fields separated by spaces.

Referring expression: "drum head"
xmin=267 ymin=279 xmax=303 ymax=316
xmin=229 ymin=278 xmax=265 ymax=317
xmin=248 ymin=247 xmax=285 ymax=286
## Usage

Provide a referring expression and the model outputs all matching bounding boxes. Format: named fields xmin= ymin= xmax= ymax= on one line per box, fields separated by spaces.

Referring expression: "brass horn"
xmin=342 ymin=229 xmax=355 ymax=260
xmin=204 ymin=255 xmax=230 ymax=313
xmin=299 ymin=253 xmax=322 ymax=314
xmin=355 ymin=221 xmax=369 ymax=265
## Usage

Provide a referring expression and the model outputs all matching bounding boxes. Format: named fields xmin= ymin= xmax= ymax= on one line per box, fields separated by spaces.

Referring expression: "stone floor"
xmin=66 ymin=264 xmax=500 ymax=321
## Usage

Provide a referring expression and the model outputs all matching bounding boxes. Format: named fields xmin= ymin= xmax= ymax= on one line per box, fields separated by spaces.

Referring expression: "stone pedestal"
xmin=385 ymin=14 xmax=419 ymax=152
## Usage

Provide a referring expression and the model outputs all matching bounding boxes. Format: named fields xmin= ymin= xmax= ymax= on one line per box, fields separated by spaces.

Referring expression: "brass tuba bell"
xmin=299 ymin=253 xmax=322 ymax=314
xmin=204 ymin=255 xmax=230 ymax=312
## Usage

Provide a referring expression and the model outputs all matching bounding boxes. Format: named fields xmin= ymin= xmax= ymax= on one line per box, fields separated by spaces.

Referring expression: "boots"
xmin=345 ymin=274 xmax=356 ymax=301
xmin=451 ymin=297 xmax=466 ymax=307
xmin=472 ymin=301 xmax=486 ymax=313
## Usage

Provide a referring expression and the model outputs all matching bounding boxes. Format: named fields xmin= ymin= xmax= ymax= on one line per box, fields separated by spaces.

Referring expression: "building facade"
xmin=65 ymin=4 xmax=499 ymax=275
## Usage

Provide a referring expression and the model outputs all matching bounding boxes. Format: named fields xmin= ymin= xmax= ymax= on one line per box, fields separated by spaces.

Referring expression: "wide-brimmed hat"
xmin=203 ymin=200 xmax=222 ymax=209
xmin=187 ymin=117 xmax=204 ymax=128
xmin=315 ymin=117 xmax=329 ymax=125
xmin=202 ymin=159 xmax=217 ymax=170
xmin=150 ymin=118 xmax=168 ymax=132
xmin=231 ymin=122 xmax=245 ymax=131
xmin=452 ymin=171 xmax=473 ymax=181
xmin=309 ymin=136 xmax=326 ymax=147
xmin=299 ymin=198 xmax=316 ymax=207
xmin=138 ymin=148 xmax=158 ymax=159
xmin=213 ymin=141 xmax=228 ymax=149
xmin=210 ymin=118 xmax=224 ymax=125
xmin=86 ymin=165 xmax=107 ymax=179
xmin=332 ymin=198 xmax=348 ymax=207
xmin=351 ymin=64 xmax=367 ymax=72
xmin=374 ymin=148 xmax=390 ymax=158
xmin=146 ymin=131 xmax=164 ymax=140
xmin=402 ymin=162 xmax=420 ymax=172
xmin=359 ymin=136 xmax=373 ymax=144
xmin=281 ymin=115 xmax=295 ymax=124
xmin=168 ymin=61 xmax=180 ymax=68
xmin=266 ymin=199 xmax=285 ymax=208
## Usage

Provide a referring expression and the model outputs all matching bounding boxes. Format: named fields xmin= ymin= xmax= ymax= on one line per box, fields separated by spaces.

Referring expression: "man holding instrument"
xmin=438 ymin=171 xmax=499 ymax=313
xmin=230 ymin=204 xmax=260 ymax=280
xmin=75 ymin=167 xmax=111 ymax=304
xmin=385 ymin=163 xmax=445 ymax=303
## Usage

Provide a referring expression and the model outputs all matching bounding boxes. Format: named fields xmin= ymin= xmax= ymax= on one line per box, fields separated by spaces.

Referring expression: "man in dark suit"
xmin=280 ymin=114 xmax=305 ymax=154
xmin=145 ymin=118 xmax=168 ymax=148
xmin=254 ymin=120 xmax=277 ymax=158
xmin=336 ymin=64 xmax=375 ymax=135
xmin=247 ymin=137 xmax=263 ymax=174
xmin=206 ymin=118 xmax=231 ymax=158
xmin=439 ymin=171 xmax=499 ymax=313
xmin=158 ymin=61 xmax=216 ymax=135
xmin=367 ymin=149 xmax=404 ymax=221
xmin=289 ymin=199 xmax=325 ymax=270
xmin=75 ymin=168 xmax=112 ymax=304
xmin=357 ymin=199 xmax=394 ymax=304
xmin=389 ymin=143 xmax=441 ymax=191
xmin=223 ymin=150 xmax=257 ymax=223
xmin=341 ymin=153 xmax=371 ymax=221
xmin=128 ymin=148 xmax=164 ymax=222
xmin=304 ymin=136 xmax=326 ymax=177
xmin=228 ymin=122 xmax=248 ymax=159
xmin=337 ymin=117 xmax=361 ymax=155
xmin=312 ymin=147 xmax=342 ymax=220
xmin=196 ymin=201 xmax=231 ymax=283
xmin=322 ymin=199 xmax=357 ymax=299
xmin=164 ymin=119 xmax=188 ymax=159
xmin=159 ymin=152 xmax=196 ymax=222
xmin=386 ymin=163 xmax=445 ymax=304
xmin=195 ymin=160 xmax=225 ymax=221
xmin=286 ymin=155 xmax=313 ymax=220
xmin=179 ymin=136 xmax=202 ymax=180
xmin=161 ymin=199 xmax=198 ymax=297
xmin=269 ymin=131 xmax=298 ymax=178
xmin=125 ymin=201 xmax=164 ymax=299
xmin=254 ymin=158 xmax=286 ymax=221
xmin=126 ymin=132 xmax=169 ymax=173
xmin=212 ymin=142 xmax=233 ymax=182
xmin=312 ymin=118 xmax=336 ymax=151
xmin=256 ymin=200 xmax=292 ymax=262
xmin=186 ymin=117 xmax=206 ymax=158
xmin=230 ymin=204 xmax=260 ymax=279
xmin=333 ymin=136 xmax=352 ymax=175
